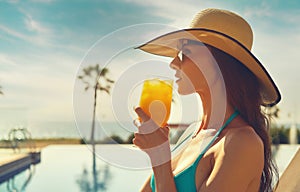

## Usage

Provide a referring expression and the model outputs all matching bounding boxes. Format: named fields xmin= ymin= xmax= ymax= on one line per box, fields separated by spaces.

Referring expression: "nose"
xmin=169 ymin=56 xmax=181 ymax=70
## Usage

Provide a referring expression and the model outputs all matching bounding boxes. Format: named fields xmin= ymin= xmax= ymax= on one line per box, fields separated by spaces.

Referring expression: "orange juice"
xmin=139 ymin=78 xmax=173 ymax=127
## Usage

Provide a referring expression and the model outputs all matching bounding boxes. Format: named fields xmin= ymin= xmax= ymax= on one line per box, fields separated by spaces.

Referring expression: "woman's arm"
xmin=152 ymin=161 xmax=177 ymax=192
xmin=140 ymin=175 xmax=152 ymax=192
xmin=140 ymin=162 xmax=177 ymax=192
xmin=134 ymin=107 xmax=177 ymax=192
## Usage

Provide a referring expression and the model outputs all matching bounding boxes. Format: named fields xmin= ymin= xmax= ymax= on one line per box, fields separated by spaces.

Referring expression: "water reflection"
xmin=5 ymin=166 xmax=36 ymax=192
xmin=76 ymin=145 xmax=111 ymax=192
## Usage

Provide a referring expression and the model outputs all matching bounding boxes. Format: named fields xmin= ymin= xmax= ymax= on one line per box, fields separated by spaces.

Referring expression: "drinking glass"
xmin=139 ymin=78 xmax=173 ymax=127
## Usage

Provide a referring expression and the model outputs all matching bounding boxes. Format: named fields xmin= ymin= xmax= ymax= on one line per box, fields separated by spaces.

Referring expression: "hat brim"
xmin=137 ymin=28 xmax=281 ymax=107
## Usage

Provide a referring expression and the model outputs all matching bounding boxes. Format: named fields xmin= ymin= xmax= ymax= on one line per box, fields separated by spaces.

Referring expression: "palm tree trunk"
xmin=91 ymin=82 xmax=98 ymax=192
xmin=90 ymin=82 xmax=98 ymax=144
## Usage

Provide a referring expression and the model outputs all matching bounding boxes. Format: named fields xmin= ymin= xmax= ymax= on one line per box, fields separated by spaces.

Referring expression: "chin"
xmin=176 ymin=80 xmax=196 ymax=95
xmin=177 ymin=86 xmax=194 ymax=95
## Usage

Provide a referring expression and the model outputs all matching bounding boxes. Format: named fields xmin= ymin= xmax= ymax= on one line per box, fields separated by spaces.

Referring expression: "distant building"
xmin=289 ymin=124 xmax=298 ymax=144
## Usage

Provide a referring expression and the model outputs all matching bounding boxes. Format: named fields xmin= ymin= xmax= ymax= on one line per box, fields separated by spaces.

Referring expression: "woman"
xmin=133 ymin=8 xmax=280 ymax=192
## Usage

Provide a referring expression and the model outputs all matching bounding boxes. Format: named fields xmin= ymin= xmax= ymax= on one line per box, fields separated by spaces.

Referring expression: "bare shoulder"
xmin=197 ymin=126 xmax=265 ymax=191
xmin=220 ymin=126 xmax=264 ymax=167
xmin=225 ymin=126 xmax=264 ymax=152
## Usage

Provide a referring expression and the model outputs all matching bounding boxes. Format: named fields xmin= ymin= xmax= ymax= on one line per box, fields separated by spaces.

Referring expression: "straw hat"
xmin=137 ymin=8 xmax=281 ymax=107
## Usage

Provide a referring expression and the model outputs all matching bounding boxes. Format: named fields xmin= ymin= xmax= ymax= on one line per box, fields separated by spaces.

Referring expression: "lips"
xmin=175 ymin=72 xmax=182 ymax=82
xmin=175 ymin=78 xmax=182 ymax=84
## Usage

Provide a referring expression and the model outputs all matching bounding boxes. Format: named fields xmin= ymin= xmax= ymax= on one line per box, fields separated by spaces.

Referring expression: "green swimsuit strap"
xmin=193 ymin=110 xmax=240 ymax=166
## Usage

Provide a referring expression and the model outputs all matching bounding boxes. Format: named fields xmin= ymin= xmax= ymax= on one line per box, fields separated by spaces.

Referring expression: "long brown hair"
xmin=208 ymin=45 xmax=278 ymax=192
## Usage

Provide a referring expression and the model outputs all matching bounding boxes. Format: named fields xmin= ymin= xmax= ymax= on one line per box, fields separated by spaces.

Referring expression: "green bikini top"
xmin=150 ymin=110 xmax=239 ymax=192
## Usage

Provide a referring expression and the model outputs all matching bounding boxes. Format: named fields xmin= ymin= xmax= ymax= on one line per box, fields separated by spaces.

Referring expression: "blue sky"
xmin=0 ymin=0 xmax=300 ymax=131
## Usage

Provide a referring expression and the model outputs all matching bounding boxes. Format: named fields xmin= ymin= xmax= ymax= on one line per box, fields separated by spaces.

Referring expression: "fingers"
xmin=132 ymin=132 xmax=141 ymax=146
xmin=133 ymin=134 xmax=172 ymax=167
xmin=134 ymin=107 xmax=150 ymax=122
xmin=133 ymin=131 xmax=169 ymax=149
xmin=133 ymin=107 xmax=159 ymax=134
xmin=137 ymin=119 xmax=159 ymax=134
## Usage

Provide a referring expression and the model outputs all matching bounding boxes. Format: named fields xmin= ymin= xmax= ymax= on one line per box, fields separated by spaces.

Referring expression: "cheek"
xmin=192 ymin=58 xmax=220 ymax=87
xmin=178 ymin=65 xmax=204 ymax=93
xmin=177 ymin=78 xmax=195 ymax=95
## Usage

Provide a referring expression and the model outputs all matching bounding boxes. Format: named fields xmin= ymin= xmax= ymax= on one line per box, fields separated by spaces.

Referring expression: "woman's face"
xmin=170 ymin=43 xmax=219 ymax=95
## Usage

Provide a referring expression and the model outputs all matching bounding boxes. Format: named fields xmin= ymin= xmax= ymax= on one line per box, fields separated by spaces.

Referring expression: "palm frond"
xmin=83 ymin=68 xmax=90 ymax=76
xmin=78 ymin=64 xmax=114 ymax=96
xmin=99 ymin=87 xmax=110 ymax=94
xmin=106 ymin=78 xmax=114 ymax=83
xmin=100 ymin=68 xmax=109 ymax=77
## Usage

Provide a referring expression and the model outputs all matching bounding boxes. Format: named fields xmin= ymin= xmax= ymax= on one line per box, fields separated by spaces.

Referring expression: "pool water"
xmin=0 ymin=145 xmax=151 ymax=192
xmin=0 ymin=144 xmax=298 ymax=192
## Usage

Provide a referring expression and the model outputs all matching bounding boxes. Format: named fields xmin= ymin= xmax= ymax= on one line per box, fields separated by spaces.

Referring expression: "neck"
xmin=196 ymin=80 xmax=234 ymax=132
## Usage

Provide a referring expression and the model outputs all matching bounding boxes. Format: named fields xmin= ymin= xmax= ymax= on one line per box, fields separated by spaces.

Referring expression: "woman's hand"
xmin=133 ymin=107 xmax=171 ymax=167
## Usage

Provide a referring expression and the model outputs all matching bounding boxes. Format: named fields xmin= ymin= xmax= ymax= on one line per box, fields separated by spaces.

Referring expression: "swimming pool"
xmin=0 ymin=145 xmax=151 ymax=192
xmin=0 ymin=144 xmax=298 ymax=191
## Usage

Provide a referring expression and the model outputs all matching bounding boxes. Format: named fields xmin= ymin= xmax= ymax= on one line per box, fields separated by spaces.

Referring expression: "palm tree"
xmin=77 ymin=64 xmax=113 ymax=192
xmin=77 ymin=64 xmax=114 ymax=144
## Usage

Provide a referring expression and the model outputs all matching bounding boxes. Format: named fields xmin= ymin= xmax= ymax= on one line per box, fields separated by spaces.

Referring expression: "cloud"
xmin=24 ymin=14 xmax=51 ymax=34
xmin=0 ymin=24 xmax=28 ymax=41
xmin=122 ymin=0 xmax=200 ymax=27
xmin=0 ymin=54 xmax=78 ymax=121
xmin=243 ymin=1 xmax=273 ymax=18
xmin=0 ymin=12 xmax=84 ymax=53
xmin=19 ymin=8 xmax=54 ymax=44
xmin=243 ymin=7 xmax=272 ymax=18
xmin=0 ymin=23 xmax=53 ymax=47
xmin=0 ymin=54 xmax=17 ymax=67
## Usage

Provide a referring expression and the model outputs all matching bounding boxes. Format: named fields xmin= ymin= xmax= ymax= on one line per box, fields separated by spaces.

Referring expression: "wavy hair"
xmin=208 ymin=45 xmax=279 ymax=192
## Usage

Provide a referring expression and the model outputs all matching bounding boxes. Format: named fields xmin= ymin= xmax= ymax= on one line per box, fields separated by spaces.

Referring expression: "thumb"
xmin=135 ymin=107 xmax=150 ymax=122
